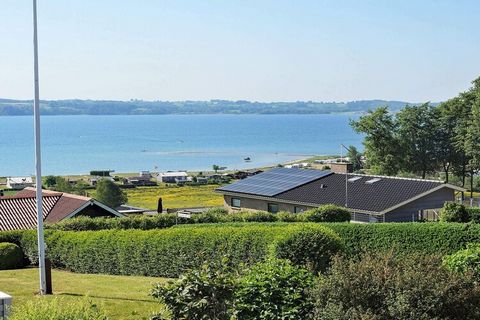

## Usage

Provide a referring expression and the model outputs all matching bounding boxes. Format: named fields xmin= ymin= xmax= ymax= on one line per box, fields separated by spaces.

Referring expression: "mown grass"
xmin=0 ymin=268 xmax=166 ymax=320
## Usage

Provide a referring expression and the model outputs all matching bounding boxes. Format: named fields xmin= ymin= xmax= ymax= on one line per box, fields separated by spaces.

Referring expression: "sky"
xmin=0 ymin=0 xmax=479 ymax=102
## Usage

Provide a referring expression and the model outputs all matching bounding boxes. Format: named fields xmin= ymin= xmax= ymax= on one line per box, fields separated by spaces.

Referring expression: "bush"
xmin=468 ymin=207 xmax=480 ymax=223
xmin=440 ymin=202 xmax=470 ymax=222
xmin=235 ymin=259 xmax=315 ymax=320
xmin=151 ymin=258 xmax=315 ymax=320
xmin=443 ymin=243 xmax=480 ymax=280
xmin=274 ymin=225 xmax=343 ymax=273
xmin=0 ymin=242 xmax=24 ymax=270
xmin=313 ymin=251 xmax=480 ymax=320
xmin=151 ymin=259 xmax=236 ymax=320
xmin=10 ymin=298 xmax=109 ymax=320
xmin=18 ymin=224 xmax=341 ymax=277
xmin=300 ymin=205 xmax=351 ymax=222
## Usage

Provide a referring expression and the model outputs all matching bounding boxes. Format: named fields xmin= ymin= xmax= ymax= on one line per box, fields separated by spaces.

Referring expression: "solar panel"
xmin=217 ymin=168 xmax=331 ymax=196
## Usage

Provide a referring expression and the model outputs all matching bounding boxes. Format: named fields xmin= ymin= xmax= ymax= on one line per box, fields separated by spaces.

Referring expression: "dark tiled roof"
xmin=276 ymin=173 xmax=445 ymax=213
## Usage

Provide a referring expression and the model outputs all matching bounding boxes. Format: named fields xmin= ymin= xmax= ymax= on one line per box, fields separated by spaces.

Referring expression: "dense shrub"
xmin=441 ymin=202 xmax=470 ymax=222
xmin=10 ymin=298 xmax=109 ymax=320
xmin=274 ymin=225 xmax=343 ymax=272
xmin=235 ymin=259 xmax=315 ymax=320
xmin=18 ymin=224 xmax=340 ymax=277
xmin=313 ymin=251 xmax=480 ymax=320
xmin=301 ymin=205 xmax=351 ymax=222
xmin=151 ymin=258 xmax=315 ymax=320
xmin=468 ymin=207 xmax=480 ymax=223
xmin=0 ymin=230 xmax=25 ymax=245
xmin=443 ymin=243 xmax=480 ymax=280
xmin=325 ymin=222 xmax=480 ymax=256
xmin=0 ymin=242 xmax=25 ymax=270
xmin=151 ymin=259 xmax=236 ymax=320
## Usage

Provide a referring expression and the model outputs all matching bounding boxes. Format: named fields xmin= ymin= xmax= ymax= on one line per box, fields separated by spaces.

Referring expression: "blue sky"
xmin=0 ymin=0 xmax=479 ymax=102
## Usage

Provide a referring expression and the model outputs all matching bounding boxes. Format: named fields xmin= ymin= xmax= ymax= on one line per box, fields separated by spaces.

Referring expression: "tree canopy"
xmin=95 ymin=179 xmax=128 ymax=208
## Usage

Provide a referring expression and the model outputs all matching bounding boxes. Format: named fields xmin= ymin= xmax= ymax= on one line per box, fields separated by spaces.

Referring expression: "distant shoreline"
xmin=0 ymin=99 xmax=426 ymax=116
xmin=0 ymin=155 xmax=337 ymax=181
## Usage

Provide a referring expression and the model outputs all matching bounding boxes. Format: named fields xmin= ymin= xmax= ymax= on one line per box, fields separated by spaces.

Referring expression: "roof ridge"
xmin=336 ymin=173 xmax=444 ymax=183
xmin=60 ymin=193 xmax=92 ymax=201
xmin=0 ymin=194 xmax=62 ymax=200
xmin=24 ymin=188 xmax=92 ymax=201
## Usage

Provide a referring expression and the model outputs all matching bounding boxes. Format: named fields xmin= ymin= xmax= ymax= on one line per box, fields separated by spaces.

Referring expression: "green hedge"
xmin=47 ymin=205 xmax=350 ymax=231
xmin=9 ymin=222 xmax=480 ymax=276
xmin=326 ymin=222 xmax=480 ymax=256
xmin=19 ymin=224 xmax=341 ymax=278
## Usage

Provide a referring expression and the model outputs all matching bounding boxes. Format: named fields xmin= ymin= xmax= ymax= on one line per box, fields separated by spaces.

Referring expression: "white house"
xmin=6 ymin=177 xmax=34 ymax=190
xmin=157 ymin=171 xmax=189 ymax=183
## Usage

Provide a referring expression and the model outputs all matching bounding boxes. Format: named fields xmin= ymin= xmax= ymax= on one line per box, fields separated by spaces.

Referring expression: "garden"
xmin=2 ymin=204 xmax=480 ymax=319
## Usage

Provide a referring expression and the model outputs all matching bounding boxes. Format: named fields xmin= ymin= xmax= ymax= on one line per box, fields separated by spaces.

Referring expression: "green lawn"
xmin=0 ymin=268 xmax=166 ymax=320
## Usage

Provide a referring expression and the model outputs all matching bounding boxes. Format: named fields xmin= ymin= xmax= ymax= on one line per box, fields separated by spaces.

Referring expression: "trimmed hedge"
xmin=19 ymin=224 xmax=342 ymax=278
xmin=9 ymin=222 xmax=480 ymax=276
xmin=47 ymin=205 xmax=350 ymax=231
xmin=0 ymin=242 xmax=25 ymax=270
xmin=326 ymin=222 xmax=480 ymax=256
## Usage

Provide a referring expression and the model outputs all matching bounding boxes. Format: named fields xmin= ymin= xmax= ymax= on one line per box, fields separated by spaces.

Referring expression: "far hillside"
xmin=0 ymin=99 xmax=426 ymax=116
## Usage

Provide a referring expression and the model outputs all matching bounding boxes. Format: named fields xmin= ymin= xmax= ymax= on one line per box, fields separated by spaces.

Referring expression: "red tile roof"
xmin=0 ymin=187 xmax=121 ymax=231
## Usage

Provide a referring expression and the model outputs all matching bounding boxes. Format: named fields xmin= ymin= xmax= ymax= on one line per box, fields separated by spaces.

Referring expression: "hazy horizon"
xmin=1 ymin=1 xmax=479 ymax=102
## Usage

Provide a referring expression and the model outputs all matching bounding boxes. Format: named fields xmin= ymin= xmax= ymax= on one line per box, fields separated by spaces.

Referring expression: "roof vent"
xmin=348 ymin=176 xmax=362 ymax=182
xmin=365 ymin=178 xmax=381 ymax=184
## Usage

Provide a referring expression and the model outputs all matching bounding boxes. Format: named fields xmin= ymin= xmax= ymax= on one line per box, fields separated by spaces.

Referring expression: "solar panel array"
xmin=217 ymin=168 xmax=331 ymax=196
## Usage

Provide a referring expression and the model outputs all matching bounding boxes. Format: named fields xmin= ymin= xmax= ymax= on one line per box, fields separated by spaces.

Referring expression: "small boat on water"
xmin=244 ymin=157 xmax=251 ymax=162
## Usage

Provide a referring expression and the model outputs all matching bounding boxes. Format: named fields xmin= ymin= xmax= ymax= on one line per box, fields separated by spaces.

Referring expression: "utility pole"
xmin=33 ymin=0 xmax=47 ymax=295
xmin=340 ymin=144 xmax=351 ymax=208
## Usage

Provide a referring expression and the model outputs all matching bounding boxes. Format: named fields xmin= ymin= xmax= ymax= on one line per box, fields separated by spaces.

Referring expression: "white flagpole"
xmin=33 ymin=0 xmax=47 ymax=295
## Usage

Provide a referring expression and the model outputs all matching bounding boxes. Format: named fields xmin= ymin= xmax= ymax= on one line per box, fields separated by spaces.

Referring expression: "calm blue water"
xmin=0 ymin=114 xmax=362 ymax=176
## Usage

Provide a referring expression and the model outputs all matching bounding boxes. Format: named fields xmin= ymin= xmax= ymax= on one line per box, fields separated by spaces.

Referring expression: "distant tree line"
xmin=351 ymin=77 xmax=480 ymax=196
xmin=0 ymin=99 xmax=416 ymax=116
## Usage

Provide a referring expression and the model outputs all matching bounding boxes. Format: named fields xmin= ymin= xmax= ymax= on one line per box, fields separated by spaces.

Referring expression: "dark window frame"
xmin=231 ymin=198 xmax=241 ymax=208
xmin=294 ymin=206 xmax=304 ymax=213
xmin=268 ymin=203 xmax=279 ymax=213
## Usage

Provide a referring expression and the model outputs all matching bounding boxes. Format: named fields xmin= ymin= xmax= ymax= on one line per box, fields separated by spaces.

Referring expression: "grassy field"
xmin=88 ymin=184 xmax=224 ymax=210
xmin=0 ymin=268 xmax=166 ymax=320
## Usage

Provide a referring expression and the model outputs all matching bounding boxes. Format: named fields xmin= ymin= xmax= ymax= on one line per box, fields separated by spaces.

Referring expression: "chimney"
xmin=157 ymin=197 xmax=163 ymax=214
xmin=329 ymin=162 xmax=353 ymax=174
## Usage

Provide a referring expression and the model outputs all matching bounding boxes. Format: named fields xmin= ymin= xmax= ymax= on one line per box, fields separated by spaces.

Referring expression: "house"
xmin=157 ymin=171 xmax=189 ymax=183
xmin=216 ymin=167 xmax=465 ymax=223
xmin=0 ymin=188 xmax=124 ymax=231
xmin=89 ymin=176 xmax=115 ymax=187
xmin=6 ymin=177 xmax=34 ymax=190
xmin=226 ymin=170 xmax=263 ymax=180
xmin=116 ymin=204 xmax=156 ymax=215
xmin=126 ymin=171 xmax=157 ymax=186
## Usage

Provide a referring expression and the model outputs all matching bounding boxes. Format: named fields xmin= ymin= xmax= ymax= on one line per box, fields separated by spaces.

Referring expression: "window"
xmin=365 ymin=178 xmax=382 ymax=184
xmin=268 ymin=203 xmax=279 ymax=213
xmin=294 ymin=206 xmax=304 ymax=213
xmin=347 ymin=176 xmax=362 ymax=182
xmin=231 ymin=198 xmax=241 ymax=208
